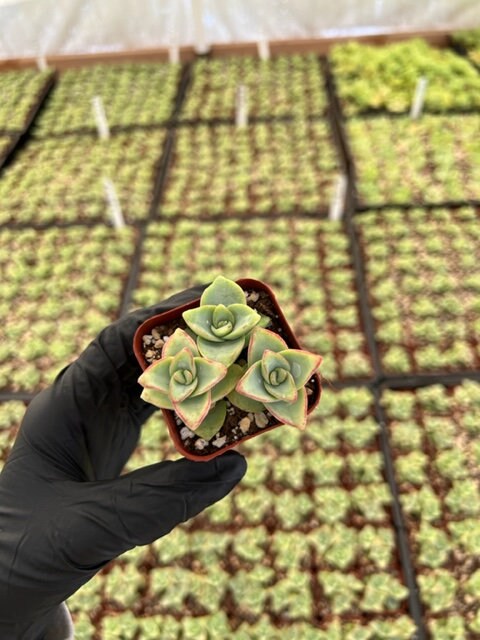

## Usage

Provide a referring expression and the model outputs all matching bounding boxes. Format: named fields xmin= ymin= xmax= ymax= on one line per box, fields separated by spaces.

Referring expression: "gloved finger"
xmin=24 ymin=285 xmax=208 ymax=460
xmin=57 ymin=451 xmax=247 ymax=569
xmin=19 ymin=368 xmax=143 ymax=482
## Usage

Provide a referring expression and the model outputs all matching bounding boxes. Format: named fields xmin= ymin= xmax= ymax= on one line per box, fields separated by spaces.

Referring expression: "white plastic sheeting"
xmin=0 ymin=0 xmax=479 ymax=60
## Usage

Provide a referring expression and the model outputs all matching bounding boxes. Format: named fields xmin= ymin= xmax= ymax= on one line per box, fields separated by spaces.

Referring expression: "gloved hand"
xmin=0 ymin=285 xmax=247 ymax=639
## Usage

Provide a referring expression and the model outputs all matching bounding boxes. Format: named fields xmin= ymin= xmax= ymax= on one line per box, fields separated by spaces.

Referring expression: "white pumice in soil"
xmin=180 ymin=426 xmax=193 ymax=440
xmin=254 ymin=412 xmax=269 ymax=428
xmin=239 ymin=416 xmax=251 ymax=434
xmin=212 ymin=436 xmax=227 ymax=448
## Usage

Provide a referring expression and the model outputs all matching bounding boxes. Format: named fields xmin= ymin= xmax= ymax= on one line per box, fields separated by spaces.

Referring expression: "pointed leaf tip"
xmin=267 ymin=387 xmax=308 ymax=430
xmin=248 ymin=327 xmax=289 ymax=366
xmin=138 ymin=357 xmax=172 ymax=393
xmin=174 ymin=392 xmax=212 ymax=430
xmin=162 ymin=328 xmax=199 ymax=358
xmin=282 ymin=350 xmax=322 ymax=389
xmin=200 ymin=276 xmax=246 ymax=306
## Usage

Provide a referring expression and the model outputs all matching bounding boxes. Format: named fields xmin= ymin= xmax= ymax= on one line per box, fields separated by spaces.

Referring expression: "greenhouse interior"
xmin=1 ymin=1 xmax=480 ymax=639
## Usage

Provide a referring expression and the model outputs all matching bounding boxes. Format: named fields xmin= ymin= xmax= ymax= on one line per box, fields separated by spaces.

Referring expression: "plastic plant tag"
xmin=410 ymin=76 xmax=429 ymax=120
xmin=169 ymin=46 xmax=180 ymax=64
xmin=92 ymin=95 xmax=110 ymax=140
xmin=36 ymin=56 xmax=48 ymax=71
xmin=257 ymin=39 xmax=271 ymax=61
xmin=235 ymin=84 xmax=249 ymax=129
xmin=192 ymin=0 xmax=209 ymax=54
xmin=329 ymin=174 xmax=348 ymax=221
xmin=103 ymin=177 xmax=126 ymax=230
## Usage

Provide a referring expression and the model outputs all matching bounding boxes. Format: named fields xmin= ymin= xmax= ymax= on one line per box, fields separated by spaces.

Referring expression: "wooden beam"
xmin=0 ymin=29 xmax=452 ymax=71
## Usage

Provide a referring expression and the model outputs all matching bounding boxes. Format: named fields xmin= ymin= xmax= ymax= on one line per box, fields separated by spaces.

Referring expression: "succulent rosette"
xmin=236 ymin=327 xmax=322 ymax=429
xmin=138 ymin=328 xmax=240 ymax=431
xmin=182 ymin=275 xmax=262 ymax=367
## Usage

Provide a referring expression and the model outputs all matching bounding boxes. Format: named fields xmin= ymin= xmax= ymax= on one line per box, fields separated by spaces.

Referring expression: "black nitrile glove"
xmin=0 ymin=285 xmax=247 ymax=639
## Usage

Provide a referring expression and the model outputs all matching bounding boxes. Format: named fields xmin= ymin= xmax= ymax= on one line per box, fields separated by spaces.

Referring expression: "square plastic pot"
xmin=133 ymin=278 xmax=322 ymax=460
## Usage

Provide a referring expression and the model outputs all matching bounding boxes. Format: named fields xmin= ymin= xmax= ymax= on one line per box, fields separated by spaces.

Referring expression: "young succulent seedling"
xmin=234 ymin=327 xmax=322 ymax=429
xmin=182 ymin=275 xmax=263 ymax=367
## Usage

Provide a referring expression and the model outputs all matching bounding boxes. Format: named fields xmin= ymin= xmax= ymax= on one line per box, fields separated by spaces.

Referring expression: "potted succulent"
xmin=133 ymin=276 xmax=322 ymax=460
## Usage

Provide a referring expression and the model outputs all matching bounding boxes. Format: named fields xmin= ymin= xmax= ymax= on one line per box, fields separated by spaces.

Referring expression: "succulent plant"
xmin=322 ymin=523 xmax=358 ymax=570
xmin=428 ymin=616 xmax=467 ymax=640
xmin=401 ymin=486 xmax=441 ymax=522
xmin=230 ymin=566 xmax=273 ymax=616
xmin=417 ymin=523 xmax=452 ymax=568
xmin=102 ymin=611 xmax=138 ymax=640
xmin=231 ymin=527 xmax=268 ymax=565
xmin=350 ymin=116 xmax=480 ymax=207
xmin=318 ymin=571 xmax=363 ymax=615
xmin=367 ymin=617 xmax=416 ymax=639
xmin=235 ymin=486 xmax=271 ymax=525
xmin=274 ymin=490 xmax=313 ymax=529
xmin=445 ymin=479 xmax=480 ymax=516
xmin=361 ymin=573 xmax=409 ymax=613
xmin=235 ymin=327 xmax=322 ymax=429
xmin=272 ymin=531 xmax=310 ymax=570
xmin=139 ymin=328 xmax=240 ymax=433
xmin=395 ymin=450 xmax=428 ymax=485
xmin=182 ymin=275 xmax=263 ymax=366
xmin=418 ymin=569 xmax=457 ymax=613
xmin=448 ymin=519 xmax=480 ymax=556
xmin=314 ymin=487 xmax=351 ymax=524
xmin=350 ymin=484 xmax=391 ymax=521
xmin=331 ymin=38 xmax=480 ymax=115
xmin=268 ymin=569 xmax=312 ymax=619
xmin=358 ymin=525 xmax=394 ymax=570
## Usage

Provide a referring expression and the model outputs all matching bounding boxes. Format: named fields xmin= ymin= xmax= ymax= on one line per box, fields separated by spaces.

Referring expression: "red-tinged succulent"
xmin=138 ymin=328 xmax=238 ymax=432
xmin=234 ymin=327 xmax=322 ymax=430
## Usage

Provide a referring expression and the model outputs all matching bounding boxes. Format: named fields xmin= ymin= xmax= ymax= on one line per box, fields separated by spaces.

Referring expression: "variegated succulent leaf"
xmin=211 ymin=364 xmax=244 ymax=403
xmin=268 ymin=388 xmax=309 ymax=430
xmin=140 ymin=387 xmax=174 ymax=410
xmin=194 ymin=400 xmax=228 ymax=441
xmin=174 ymin=392 xmax=212 ymax=430
xmin=162 ymin=328 xmax=199 ymax=358
xmin=247 ymin=327 xmax=288 ymax=367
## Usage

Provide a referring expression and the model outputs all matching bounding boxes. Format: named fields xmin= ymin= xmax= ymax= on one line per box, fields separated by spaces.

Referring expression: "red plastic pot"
xmin=133 ymin=278 xmax=322 ymax=461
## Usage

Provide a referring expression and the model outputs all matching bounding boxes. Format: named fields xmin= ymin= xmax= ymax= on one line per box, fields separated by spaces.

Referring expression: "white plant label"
xmin=103 ymin=177 xmax=126 ymax=230
xmin=168 ymin=46 xmax=180 ymax=64
xmin=235 ymin=84 xmax=249 ymax=129
xmin=257 ymin=39 xmax=271 ymax=61
xmin=329 ymin=174 xmax=348 ymax=221
xmin=36 ymin=56 xmax=48 ymax=71
xmin=192 ymin=0 xmax=209 ymax=54
xmin=410 ymin=76 xmax=429 ymax=120
xmin=92 ymin=96 xmax=110 ymax=140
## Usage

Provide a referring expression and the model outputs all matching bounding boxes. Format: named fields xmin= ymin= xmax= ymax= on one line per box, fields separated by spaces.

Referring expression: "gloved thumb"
xmin=58 ymin=451 xmax=247 ymax=570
